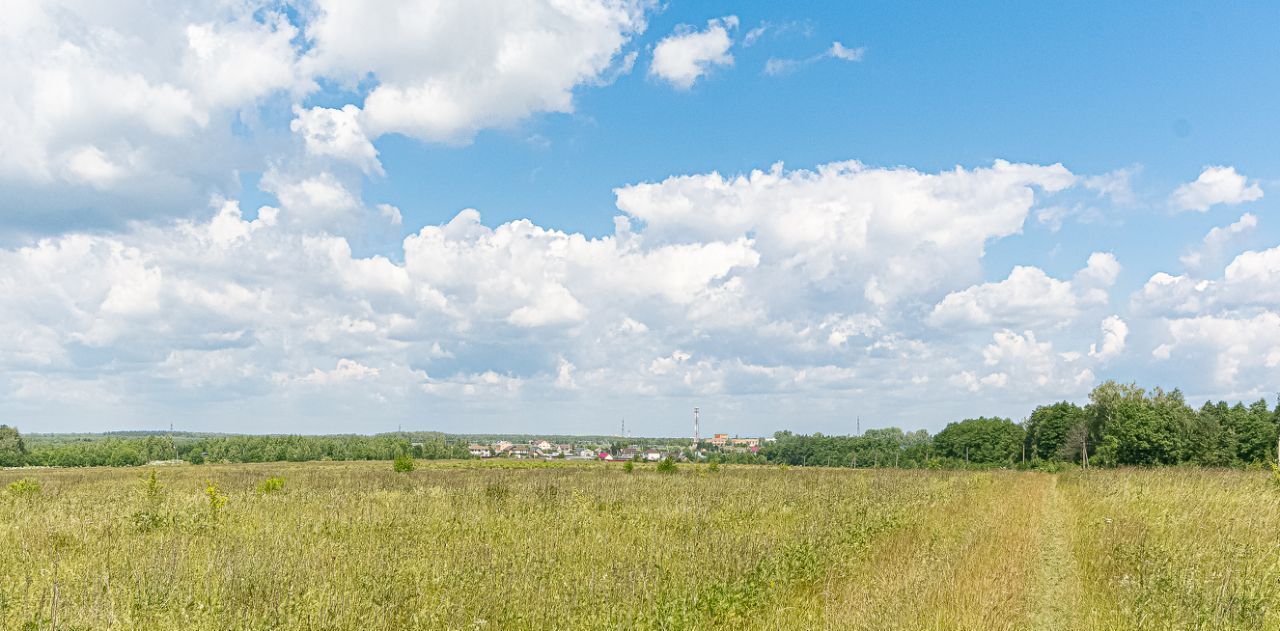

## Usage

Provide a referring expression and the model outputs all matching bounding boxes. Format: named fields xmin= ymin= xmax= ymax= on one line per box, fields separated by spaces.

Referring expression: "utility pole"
xmin=1082 ymin=433 xmax=1089 ymax=470
xmin=856 ymin=416 xmax=861 ymax=436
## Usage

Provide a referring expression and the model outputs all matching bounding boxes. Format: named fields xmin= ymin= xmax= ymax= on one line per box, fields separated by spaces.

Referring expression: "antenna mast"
xmin=693 ymin=407 xmax=700 ymax=446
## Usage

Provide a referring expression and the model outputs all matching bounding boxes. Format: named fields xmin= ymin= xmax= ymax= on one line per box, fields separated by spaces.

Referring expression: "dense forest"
xmin=3 ymin=381 xmax=1278 ymax=469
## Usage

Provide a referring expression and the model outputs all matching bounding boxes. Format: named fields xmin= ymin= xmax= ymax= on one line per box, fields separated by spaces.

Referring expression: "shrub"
xmin=7 ymin=479 xmax=40 ymax=499
xmin=142 ymin=469 xmax=163 ymax=501
xmin=1270 ymin=462 xmax=1280 ymax=487
xmin=132 ymin=470 xmax=167 ymax=531
xmin=656 ymin=457 xmax=678 ymax=474
xmin=707 ymin=460 xmax=720 ymax=473
xmin=257 ymin=476 xmax=285 ymax=495
xmin=393 ymin=454 xmax=416 ymax=473
xmin=622 ymin=461 xmax=634 ymax=474
xmin=205 ymin=483 xmax=228 ymax=520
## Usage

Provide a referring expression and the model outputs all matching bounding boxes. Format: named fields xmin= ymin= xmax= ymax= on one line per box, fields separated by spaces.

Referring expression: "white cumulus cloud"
xmin=1171 ymin=166 xmax=1263 ymax=212
xmin=649 ymin=16 xmax=737 ymax=89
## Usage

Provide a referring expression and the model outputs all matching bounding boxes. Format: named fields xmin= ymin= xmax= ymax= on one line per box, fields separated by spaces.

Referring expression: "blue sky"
xmin=1 ymin=1 xmax=1277 ymax=436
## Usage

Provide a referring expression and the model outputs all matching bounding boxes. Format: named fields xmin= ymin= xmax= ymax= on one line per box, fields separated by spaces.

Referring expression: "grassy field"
xmin=3 ymin=461 xmax=1278 ymax=630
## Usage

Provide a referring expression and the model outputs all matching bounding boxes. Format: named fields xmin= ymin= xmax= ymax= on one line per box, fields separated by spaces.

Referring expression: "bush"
xmin=7 ymin=479 xmax=40 ymax=499
xmin=656 ymin=457 xmax=677 ymax=474
xmin=205 ymin=483 xmax=228 ymax=520
xmin=622 ymin=461 xmax=634 ymax=474
xmin=257 ymin=476 xmax=285 ymax=495
xmin=132 ymin=471 xmax=168 ymax=531
xmin=393 ymin=454 xmax=416 ymax=473
xmin=707 ymin=460 xmax=720 ymax=473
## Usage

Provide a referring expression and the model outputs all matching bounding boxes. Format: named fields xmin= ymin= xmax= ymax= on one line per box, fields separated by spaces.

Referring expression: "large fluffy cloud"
xmin=0 ymin=1 xmax=308 ymax=187
xmin=1 ymin=0 xmax=655 ymax=226
xmin=301 ymin=0 xmax=650 ymax=144
xmin=0 ymin=157 xmax=1146 ymax=432
xmin=1136 ymin=212 xmax=1280 ymax=396
xmin=615 ymin=160 xmax=1076 ymax=308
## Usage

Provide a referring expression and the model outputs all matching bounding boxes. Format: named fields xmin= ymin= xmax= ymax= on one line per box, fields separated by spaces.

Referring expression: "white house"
xmin=468 ymin=444 xmax=492 ymax=458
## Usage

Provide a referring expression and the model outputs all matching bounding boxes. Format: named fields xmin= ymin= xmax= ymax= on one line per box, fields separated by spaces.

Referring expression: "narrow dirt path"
xmin=1030 ymin=474 xmax=1083 ymax=631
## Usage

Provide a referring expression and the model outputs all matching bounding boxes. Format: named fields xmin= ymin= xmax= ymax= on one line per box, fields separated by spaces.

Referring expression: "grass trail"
xmin=744 ymin=472 xmax=1053 ymax=630
xmin=1030 ymin=474 xmax=1083 ymax=631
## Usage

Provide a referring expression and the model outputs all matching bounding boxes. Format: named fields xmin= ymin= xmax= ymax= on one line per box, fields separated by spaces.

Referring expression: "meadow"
xmin=3 ymin=461 xmax=1278 ymax=630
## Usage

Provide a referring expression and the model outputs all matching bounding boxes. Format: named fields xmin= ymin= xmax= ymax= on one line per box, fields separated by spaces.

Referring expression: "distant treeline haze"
xmin=3 ymin=381 xmax=1278 ymax=469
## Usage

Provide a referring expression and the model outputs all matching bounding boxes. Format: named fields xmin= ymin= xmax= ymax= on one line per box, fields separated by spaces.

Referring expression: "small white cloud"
xmin=1171 ymin=166 xmax=1263 ymax=212
xmin=1180 ymin=212 xmax=1257 ymax=271
xmin=649 ymin=16 xmax=737 ymax=89
xmin=295 ymin=359 xmax=380 ymax=385
xmin=554 ymin=357 xmax=578 ymax=390
xmin=1083 ymin=165 xmax=1139 ymax=205
xmin=1088 ymin=315 xmax=1128 ymax=361
xmin=764 ymin=41 xmax=865 ymax=77
xmin=763 ymin=58 xmax=800 ymax=76
xmin=929 ymin=253 xmax=1117 ymax=329
xmin=827 ymin=42 xmax=865 ymax=61
xmin=290 ymin=105 xmax=383 ymax=175
xmin=65 ymin=146 xmax=130 ymax=189
xmin=376 ymin=203 xmax=403 ymax=226
xmin=259 ymin=169 xmax=361 ymax=227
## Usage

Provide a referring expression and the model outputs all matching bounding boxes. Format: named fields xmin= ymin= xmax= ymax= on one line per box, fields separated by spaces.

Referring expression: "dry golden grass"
xmin=1062 ymin=468 xmax=1280 ymax=631
xmin=2 ymin=461 xmax=1277 ymax=630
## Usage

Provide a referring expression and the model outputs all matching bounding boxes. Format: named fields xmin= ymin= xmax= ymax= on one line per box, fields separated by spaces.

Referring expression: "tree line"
xmin=3 ymin=381 xmax=1278 ymax=469
xmin=0 ymin=430 xmax=469 ymax=468
xmin=761 ymin=381 xmax=1280 ymax=469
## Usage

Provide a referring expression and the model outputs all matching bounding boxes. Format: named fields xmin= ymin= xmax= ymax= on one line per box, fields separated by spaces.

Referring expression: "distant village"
xmin=466 ymin=433 xmax=775 ymax=461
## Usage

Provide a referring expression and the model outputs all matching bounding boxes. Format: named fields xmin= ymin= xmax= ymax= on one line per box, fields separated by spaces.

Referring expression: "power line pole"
xmin=1082 ymin=433 xmax=1089 ymax=470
